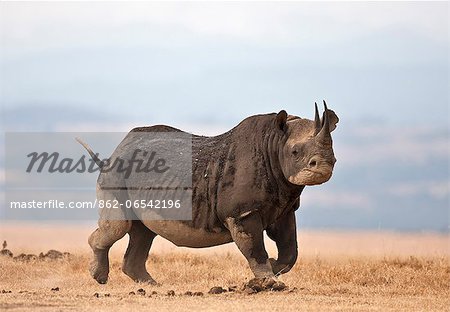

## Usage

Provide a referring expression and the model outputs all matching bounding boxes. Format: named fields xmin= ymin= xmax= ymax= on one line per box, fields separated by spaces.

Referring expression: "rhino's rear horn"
xmin=321 ymin=100 xmax=329 ymax=128
xmin=323 ymin=100 xmax=328 ymax=112
xmin=317 ymin=101 xmax=332 ymax=143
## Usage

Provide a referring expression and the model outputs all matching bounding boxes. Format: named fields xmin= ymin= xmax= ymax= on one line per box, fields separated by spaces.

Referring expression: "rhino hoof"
xmin=94 ymin=275 xmax=108 ymax=284
xmin=137 ymin=277 xmax=158 ymax=286
xmin=90 ymin=264 xmax=109 ymax=284
xmin=123 ymin=268 xmax=157 ymax=285
xmin=93 ymin=273 xmax=108 ymax=284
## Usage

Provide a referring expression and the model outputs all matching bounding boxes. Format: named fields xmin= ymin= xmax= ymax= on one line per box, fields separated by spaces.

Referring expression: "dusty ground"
xmin=0 ymin=223 xmax=449 ymax=311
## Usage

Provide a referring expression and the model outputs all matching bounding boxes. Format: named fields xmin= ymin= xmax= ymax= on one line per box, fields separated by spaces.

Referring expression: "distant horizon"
xmin=1 ymin=2 xmax=448 ymax=127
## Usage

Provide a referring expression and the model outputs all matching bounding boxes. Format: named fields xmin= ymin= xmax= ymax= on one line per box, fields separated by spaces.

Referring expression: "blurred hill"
xmin=1 ymin=105 xmax=448 ymax=232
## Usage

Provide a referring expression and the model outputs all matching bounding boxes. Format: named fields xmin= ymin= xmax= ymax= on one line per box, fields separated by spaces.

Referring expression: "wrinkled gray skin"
xmin=86 ymin=103 xmax=339 ymax=285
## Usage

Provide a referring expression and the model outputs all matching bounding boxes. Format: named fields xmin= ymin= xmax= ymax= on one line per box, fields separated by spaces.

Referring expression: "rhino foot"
xmin=90 ymin=260 xmax=109 ymax=284
xmin=122 ymin=267 xmax=158 ymax=285
xmin=269 ymin=258 xmax=292 ymax=276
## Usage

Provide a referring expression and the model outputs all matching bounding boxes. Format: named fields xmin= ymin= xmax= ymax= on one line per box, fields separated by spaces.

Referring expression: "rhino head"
xmin=276 ymin=101 xmax=339 ymax=186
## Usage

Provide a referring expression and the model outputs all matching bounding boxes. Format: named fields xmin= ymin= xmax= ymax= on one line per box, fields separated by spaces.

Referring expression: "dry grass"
xmin=0 ymin=224 xmax=449 ymax=311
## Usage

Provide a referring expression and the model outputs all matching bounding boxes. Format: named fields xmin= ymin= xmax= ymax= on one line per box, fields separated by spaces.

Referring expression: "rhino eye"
xmin=292 ymin=149 xmax=298 ymax=156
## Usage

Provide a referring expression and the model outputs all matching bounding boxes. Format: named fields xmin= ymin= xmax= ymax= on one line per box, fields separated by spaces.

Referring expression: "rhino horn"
xmin=317 ymin=100 xmax=332 ymax=144
xmin=314 ymin=102 xmax=321 ymax=135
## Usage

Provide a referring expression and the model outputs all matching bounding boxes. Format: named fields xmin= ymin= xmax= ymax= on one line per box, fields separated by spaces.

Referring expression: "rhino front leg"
xmin=266 ymin=211 xmax=298 ymax=275
xmin=122 ymin=220 xmax=157 ymax=284
xmin=226 ymin=212 xmax=274 ymax=279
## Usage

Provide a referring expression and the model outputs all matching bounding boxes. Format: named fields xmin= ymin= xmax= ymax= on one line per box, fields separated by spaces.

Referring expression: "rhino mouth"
xmin=288 ymin=167 xmax=333 ymax=186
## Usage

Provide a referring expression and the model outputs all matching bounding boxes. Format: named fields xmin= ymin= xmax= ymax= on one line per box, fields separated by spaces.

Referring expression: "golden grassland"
xmin=0 ymin=223 xmax=449 ymax=311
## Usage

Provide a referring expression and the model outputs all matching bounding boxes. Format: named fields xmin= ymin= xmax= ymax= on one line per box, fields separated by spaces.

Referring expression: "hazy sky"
xmin=1 ymin=1 xmax=448 ymax=127
xmin=0 ymin=2 xmax=448 ymax=230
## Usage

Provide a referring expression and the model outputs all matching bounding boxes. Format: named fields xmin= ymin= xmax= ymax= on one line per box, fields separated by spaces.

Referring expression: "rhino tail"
xmin=75 ymin=137 xmax=104 ymax=169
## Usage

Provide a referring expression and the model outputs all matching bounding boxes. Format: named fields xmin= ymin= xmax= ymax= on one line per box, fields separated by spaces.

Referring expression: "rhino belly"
xmin=142 ymin=220 xmax=233 ymax=248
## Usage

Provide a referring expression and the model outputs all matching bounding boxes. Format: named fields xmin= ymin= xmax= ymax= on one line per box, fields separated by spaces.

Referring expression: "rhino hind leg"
xmin=88 ymin=219 xmax=131 ymax=284
xmin=122 ymin=220 xmax=157 ymax=284
xmin=89 ymin=190 xmax=132 ymax=284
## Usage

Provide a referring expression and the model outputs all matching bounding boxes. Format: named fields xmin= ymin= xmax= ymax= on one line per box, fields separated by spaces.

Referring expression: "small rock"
xmin=261 ymin=278 xmax=276 ymax=289
xmin=271 ymin=281 xmax=287 ymax=291
xmin=1 ymin=290 xmax=12 ymax=294
xmin=93 ymin=292 xmax=100 ymax=298
xmin=243 ymin=287 xmax=256 ymax=295
xmin=137 ymin=288 xmax=146 ymax=295
xmin=167 ymin=290 xmax=175 ymax=296
xmin=14 ymin=253 xmax=37 ymax=261
xmin=208 ymin=286 xmax=226 ymax=294
xmin=0 ymin=249 xmax=13 ymax=258
xmin=51 ymin=287 xmax=59 ymax=291
xmin=184 ymin=291 xmax=193 ymax=296
xmin=151 ymin=291 xmax=158 ymax=295
xmin=245 ymin=278 xmax=264 ymax=292
xmin=104 ymin=293 xmax=110 ymax=297
xmin=193 ymin=291 xmax=203 ymax=296
xmin=44 ymin=250 xmax=64 ymax=260
xmin=128 ymin=291 xmax=135 ymax=295
xmin=228 ymin=285 xmax=237 ymax=292
xmin=244 ymin=277 xmax=286 ymax=292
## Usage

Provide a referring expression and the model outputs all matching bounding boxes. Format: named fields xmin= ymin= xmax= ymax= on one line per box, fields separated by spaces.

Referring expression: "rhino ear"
xmin=321 ymin=101 xmax=339 ymax=133
xmin=326 ymin=109 xmax=339 ymax=132
xmin=275 ymin=110 xmax=288 ymax=132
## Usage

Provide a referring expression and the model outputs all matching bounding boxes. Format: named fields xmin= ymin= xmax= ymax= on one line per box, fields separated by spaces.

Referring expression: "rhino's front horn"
xmin=314 ymin=102 xmax=321 ymax=135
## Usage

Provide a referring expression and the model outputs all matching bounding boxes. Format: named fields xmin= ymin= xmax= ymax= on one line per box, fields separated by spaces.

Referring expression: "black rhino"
xmin=78 ymin=101 xmax=339 ymax=287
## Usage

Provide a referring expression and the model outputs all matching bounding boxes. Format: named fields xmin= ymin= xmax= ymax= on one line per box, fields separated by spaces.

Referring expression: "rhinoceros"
xmin=78 ymin=101 xmax=338 ymax=286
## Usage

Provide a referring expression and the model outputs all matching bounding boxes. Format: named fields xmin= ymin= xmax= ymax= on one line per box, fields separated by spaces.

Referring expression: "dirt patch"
xmin=1 ymin=231 xmax=449 ymax=311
